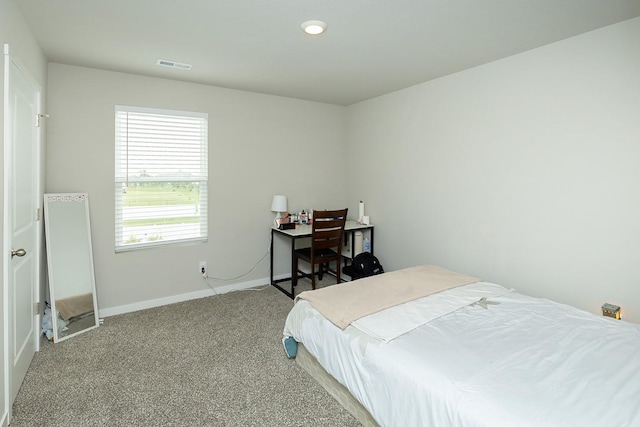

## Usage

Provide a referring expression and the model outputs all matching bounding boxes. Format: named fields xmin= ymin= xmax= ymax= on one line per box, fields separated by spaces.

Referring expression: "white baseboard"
xmin=97 ymin=275 xmax=289 ymax=319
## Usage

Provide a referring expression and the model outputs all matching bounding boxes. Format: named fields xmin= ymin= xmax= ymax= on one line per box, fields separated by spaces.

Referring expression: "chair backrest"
xmin=310 ymin=209 xmax=348 ymax=257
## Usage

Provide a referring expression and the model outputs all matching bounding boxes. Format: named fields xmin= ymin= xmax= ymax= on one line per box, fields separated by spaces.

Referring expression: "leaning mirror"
xmin=44 ymin=193 xmax=99 ymax=342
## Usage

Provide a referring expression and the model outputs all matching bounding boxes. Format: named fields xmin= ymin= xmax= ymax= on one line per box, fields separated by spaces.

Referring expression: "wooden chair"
xmin=292 ymin=208 xmax=348 ymax=291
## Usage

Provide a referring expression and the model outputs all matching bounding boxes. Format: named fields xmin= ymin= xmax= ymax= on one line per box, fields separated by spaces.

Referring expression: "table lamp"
xmin=271 ymin=195 xmax=288 ymax=226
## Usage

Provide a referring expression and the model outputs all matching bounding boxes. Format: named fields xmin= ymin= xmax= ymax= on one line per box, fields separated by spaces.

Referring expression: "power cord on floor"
xmin=202 ymin=274 xmax=218 ymax=294
xmin=201 ymin=231 xmax=273 ymax=293
xmin=206 ymin=250 xmax=269 ymax=282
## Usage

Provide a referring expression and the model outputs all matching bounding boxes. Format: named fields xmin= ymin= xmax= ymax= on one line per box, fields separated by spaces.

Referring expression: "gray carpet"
xmin=10 ymin=277 xmax=361 ymax=426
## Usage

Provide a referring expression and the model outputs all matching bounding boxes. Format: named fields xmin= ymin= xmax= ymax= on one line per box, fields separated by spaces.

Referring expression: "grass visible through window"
xmin=123 ymin=183 xmax=201 ymax=227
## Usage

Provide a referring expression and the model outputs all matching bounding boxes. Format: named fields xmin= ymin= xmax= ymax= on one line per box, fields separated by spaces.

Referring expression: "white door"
xmin=4 ymin=48 xmax=40 ymax=408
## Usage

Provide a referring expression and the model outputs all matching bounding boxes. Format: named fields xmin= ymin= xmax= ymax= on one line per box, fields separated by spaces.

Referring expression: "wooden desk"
xmin=270 ymin=220 xmax=374 ymax=298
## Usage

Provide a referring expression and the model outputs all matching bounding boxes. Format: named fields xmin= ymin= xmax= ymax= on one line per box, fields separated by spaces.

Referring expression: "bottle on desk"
xmin=364 ymin=237 xmax=371 ymax=253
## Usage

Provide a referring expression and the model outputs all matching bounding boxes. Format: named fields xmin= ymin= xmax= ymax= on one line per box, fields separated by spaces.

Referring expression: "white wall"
xmin=347 ymin=17 xmax=640 ymax=322
xmin=46 ymin=64 xmax=348 ymax=313
xmin=1 ymin=0 xmax=48 ymax=424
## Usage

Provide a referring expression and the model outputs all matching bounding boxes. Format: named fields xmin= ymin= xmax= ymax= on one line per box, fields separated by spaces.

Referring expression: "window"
xmin=115 ymin=105 xmax=208 ymax=252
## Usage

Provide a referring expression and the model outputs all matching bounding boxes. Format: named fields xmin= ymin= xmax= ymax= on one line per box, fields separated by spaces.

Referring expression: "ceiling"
xmin=16 ymin=0 xmax=640 ymax=106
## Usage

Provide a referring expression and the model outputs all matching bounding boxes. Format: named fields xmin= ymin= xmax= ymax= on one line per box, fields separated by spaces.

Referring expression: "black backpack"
xmin=345 ymin=252 xmax=384 ymax=280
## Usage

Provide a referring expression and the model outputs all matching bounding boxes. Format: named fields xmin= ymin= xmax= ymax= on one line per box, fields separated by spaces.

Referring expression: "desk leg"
xmin=290 ymin=237 xmax=296 ymax=297
xmin=348 ymin=231 xmax=355 ymax=267
xmin=270 ymin=230 xmax=295 ymax=299
xmin=270 ymin=229 xmax=274 ymax=286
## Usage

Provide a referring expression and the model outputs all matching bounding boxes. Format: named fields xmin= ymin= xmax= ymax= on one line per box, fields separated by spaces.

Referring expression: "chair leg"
xmin=335 ymin=260 xmax=341 ymax=284
xmin=311 ymin=263 xmax=316 ymax=290
xmin=318 ymin=262 xmax=325 ymax=281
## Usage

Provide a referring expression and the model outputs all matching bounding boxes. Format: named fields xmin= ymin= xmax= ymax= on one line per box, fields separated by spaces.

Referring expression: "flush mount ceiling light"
xmin=301 ymin=20 xmax=327 ymax=35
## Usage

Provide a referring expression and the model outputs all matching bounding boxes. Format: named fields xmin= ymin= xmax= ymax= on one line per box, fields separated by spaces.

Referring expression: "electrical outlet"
xmin=199 ymin=261 xmax=207 ymax=277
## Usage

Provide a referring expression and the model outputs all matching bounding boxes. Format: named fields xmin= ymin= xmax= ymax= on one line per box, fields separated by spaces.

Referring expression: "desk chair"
xmin=292 ymin=208 xmax=348 ymax=291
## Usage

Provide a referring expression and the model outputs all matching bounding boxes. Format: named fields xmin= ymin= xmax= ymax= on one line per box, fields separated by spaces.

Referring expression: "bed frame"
xmin=296 ymin=343 xmax=379 ymax=427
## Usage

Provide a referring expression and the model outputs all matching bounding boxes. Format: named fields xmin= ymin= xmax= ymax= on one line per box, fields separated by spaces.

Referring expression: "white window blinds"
xmin=115 ymin=105 xmax=208 ymax=252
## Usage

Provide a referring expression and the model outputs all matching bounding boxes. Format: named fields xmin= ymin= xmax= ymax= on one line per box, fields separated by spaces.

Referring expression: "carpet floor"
xmin=10 ymin=278 xmax=361 ymax=427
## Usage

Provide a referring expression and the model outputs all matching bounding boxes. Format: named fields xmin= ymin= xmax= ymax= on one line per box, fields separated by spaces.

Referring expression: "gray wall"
xmin=46 ymin=64 xmax=348 ymax=313
xmin=44 ymin=17 xmax=640 ymax=323
xmin=346 ymin=17 xmax=640 ymax=322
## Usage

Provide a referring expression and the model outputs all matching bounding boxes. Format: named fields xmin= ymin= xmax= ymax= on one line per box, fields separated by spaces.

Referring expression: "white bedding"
xmin=351 ymin=281 xmax=512 ymax=342
xmin=283 ymin=283 xmax=640 ymax=427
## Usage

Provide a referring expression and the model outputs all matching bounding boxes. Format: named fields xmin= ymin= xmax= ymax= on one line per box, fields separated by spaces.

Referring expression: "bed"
xmin=55 ymin=292 xmax=95 ymax=321
xmin=283 ymin=265 xmax=640 ymax=427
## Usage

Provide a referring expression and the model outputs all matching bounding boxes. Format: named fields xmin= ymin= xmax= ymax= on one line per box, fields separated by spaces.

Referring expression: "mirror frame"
xmin=44 ymin=193 xmax=99 ymax=342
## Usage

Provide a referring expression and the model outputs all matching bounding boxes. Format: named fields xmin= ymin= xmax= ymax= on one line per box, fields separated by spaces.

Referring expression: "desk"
xmin=270 ymin=220 xmax=374 ymax=299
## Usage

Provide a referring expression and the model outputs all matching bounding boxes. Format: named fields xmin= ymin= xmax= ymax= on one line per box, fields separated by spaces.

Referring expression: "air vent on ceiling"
xmin=156 ymin=59 xmax=192 ymax=70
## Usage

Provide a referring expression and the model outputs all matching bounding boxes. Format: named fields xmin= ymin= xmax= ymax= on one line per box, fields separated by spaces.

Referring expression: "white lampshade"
xmin=271 ymin=195 xmax=288 ymax=226
xmin=271 ymin=195 xmax=287 ymax=214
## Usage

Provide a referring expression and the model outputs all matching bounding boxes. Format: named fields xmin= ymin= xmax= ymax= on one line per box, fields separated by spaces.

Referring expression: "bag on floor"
xmin=346 ymin=252 xmax=384 ymax=280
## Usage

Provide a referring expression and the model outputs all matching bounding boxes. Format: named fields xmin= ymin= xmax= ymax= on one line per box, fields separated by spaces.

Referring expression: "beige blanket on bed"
xmin=56 ymin=293 xmax=94 ymax=321
xmin=295 ymin=265 xmax=480 ymax=329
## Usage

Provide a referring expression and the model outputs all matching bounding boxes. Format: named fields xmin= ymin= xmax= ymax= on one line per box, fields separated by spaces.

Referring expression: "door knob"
xmin=11 ymin=248 xmax=26 ymax=258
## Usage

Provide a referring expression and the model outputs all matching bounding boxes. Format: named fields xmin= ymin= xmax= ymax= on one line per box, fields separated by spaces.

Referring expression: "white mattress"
xmin=283 ymin=283 xmax=640 ymax=427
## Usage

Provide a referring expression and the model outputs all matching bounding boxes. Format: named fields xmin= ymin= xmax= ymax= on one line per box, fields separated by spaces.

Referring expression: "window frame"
xmin=114 ymin=105 xmax=208 ymax=252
